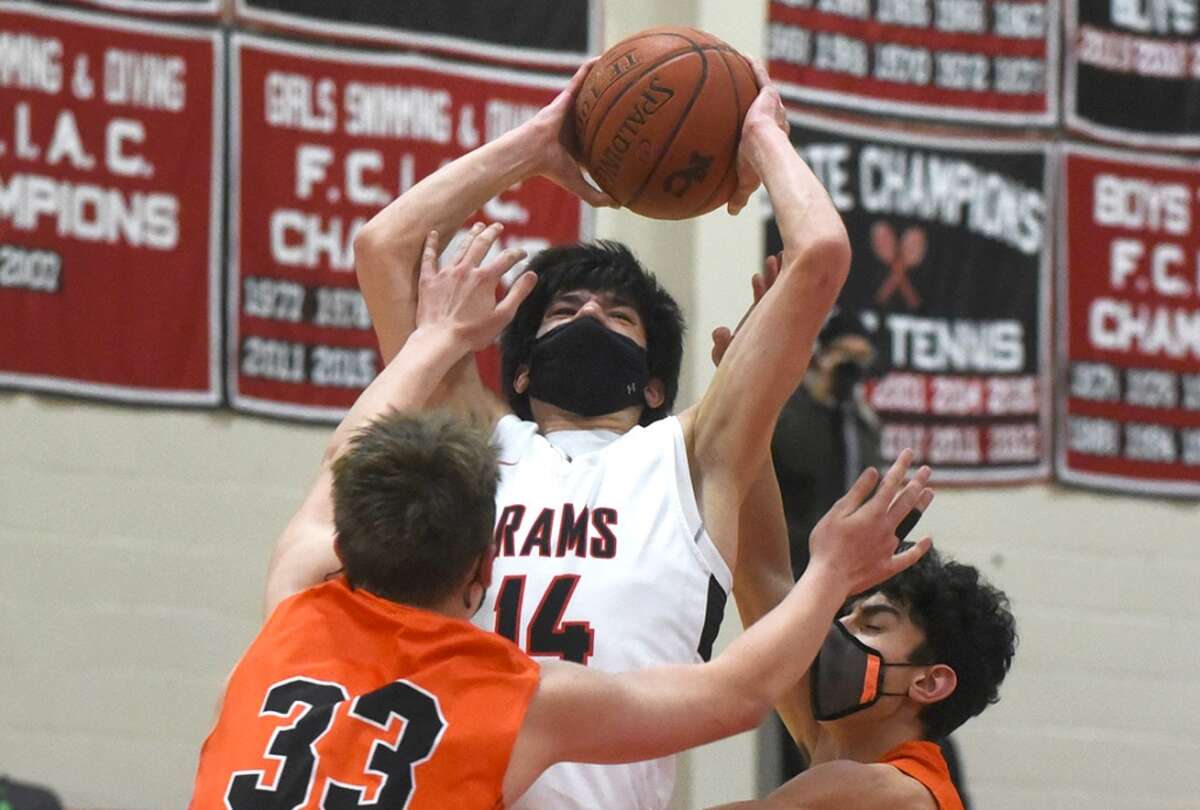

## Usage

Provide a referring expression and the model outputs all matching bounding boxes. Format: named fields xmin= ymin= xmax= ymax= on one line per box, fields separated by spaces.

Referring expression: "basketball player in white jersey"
xmin=269 ymin=60 xmax=856 ymax=809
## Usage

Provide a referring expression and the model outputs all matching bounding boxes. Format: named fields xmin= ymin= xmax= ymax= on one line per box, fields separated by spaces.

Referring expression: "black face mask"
xmin=526 ymin=316 xmax=649 ymax=417
xmin=830 ymin=360 xmax=866 ymax=403
xmin=810 ymin=620 xmax=925 ymax=721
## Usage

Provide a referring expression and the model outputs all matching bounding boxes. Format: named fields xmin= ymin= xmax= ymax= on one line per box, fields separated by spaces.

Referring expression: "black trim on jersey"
xmin=697 ymin=575 xmax=727 ymax=663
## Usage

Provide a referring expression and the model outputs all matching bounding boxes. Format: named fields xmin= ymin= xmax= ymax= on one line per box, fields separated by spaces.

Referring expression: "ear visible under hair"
xmin=513 ymin=366 xmax=530 ymax=395
xmin=909 ymin=664 xmax=957 ymax=707
xmin=643 ymin=378 xmax=666 ymax=410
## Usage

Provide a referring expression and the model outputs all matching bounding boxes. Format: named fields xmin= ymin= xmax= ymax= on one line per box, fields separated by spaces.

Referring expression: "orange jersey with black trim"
xmin=879 ymin=740 xmax=964 ymax=810
xmin=190 ymin=577 xmax=540 ymax=810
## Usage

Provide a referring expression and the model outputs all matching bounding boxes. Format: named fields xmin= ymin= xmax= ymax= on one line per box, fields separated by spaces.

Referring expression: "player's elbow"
xmin=790 ymin=232 xmax=851 ymax=287
xmin=352 ymin=219 xmax=387 ymax=275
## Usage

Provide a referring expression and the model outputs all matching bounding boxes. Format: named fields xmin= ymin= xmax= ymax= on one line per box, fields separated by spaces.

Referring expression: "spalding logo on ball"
xmin=574 ymin=26 xmax=758 ymax=220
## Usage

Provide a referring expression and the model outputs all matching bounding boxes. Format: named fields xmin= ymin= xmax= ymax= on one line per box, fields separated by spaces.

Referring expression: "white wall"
xmin=2 ymin=1 xmax=1199 ymax=808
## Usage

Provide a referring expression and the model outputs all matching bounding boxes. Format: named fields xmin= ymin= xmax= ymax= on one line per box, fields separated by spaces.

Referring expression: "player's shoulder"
xmin=770 ymin=759 xmax=937 ymax=810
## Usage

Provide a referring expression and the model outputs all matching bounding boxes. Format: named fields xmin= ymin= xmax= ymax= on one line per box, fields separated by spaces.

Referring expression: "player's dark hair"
xmin=870 ymin=548 xmax=1017 ymax=740
xmin=500 ymin=240 xmax=685 ymax=425
xmin=331 ymin=410 xmax=498 ymax=607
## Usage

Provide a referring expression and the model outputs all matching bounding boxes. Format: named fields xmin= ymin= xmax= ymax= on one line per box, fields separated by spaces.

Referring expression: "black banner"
xmin=234 ymin=0 xmax=598 ymax=70
xmin=1067 ymin=0 xmax=1200 ymax=148
xmin=766 ymin=110 xmax=1053 ymax=482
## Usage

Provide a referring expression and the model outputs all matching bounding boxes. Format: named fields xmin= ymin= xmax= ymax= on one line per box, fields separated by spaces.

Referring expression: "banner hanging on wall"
xmin=0 ymin=2 xmax=223 ymax=405
xmin=766 ymin=0 xmax=1059 ymax=126
xmin=1058 ymin=144 xmax=1200 ymax=497
xmin=229 ymin=32 xmax=590 ymax=422
xmin=234 ymin=0 xmax=599 ymax=71
xmin=766 ymin=110 xmax=1053 ymax=483
xmin=1066 ymin=0 xmax=1200 ymax=150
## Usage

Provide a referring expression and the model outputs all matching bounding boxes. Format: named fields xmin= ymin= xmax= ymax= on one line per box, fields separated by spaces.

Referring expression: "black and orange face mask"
xmin=810 ymin=621 xmax=926 ymax=721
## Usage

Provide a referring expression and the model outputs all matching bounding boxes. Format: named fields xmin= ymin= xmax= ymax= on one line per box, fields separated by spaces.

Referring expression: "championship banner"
xmin=234 ymin=0 xmax=599 ymax=71
xmin=230 ymin=33 xmax=590 ymax=422
xmin=59 ymin=0 xmax=221 ymax=19
xmin=1066 ymin=0 xmax=1200 ymax=149
xmin=1058 ymin=145 xmax=1200 ymax=497
xmin=767 ymin=0 xmax=1059 ymax=126
xmin=0 ymin=2 xmax=223 ymax=405
xmin=766 ymin=110 xmax=1053 ymax=482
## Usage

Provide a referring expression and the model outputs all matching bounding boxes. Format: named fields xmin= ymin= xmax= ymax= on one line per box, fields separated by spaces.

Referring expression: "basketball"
xmin=574 ymin=27 xmax=759 ymax=220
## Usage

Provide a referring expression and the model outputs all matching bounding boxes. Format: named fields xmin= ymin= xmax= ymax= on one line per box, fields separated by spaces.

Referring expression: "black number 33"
xmin=226 ymin=677 xmax=446 ymax=809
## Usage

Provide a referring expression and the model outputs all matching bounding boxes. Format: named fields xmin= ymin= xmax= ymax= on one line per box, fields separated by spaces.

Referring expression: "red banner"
xmin=230 ymin=33 xmax=590 ymax=421
xmin=767 ymin=0 xmax=1059 ymax=126
xmin=0 ymin=3 xmax=222 ymax=405
xmin=1058 ymin=144 xmax=1200 ymax=497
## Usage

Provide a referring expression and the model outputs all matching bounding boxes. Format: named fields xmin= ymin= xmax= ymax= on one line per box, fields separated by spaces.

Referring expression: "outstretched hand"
xmin=415 ymin=223 xmax=537 ymax=351
xmin=807 ymin=449 xmax=934 ymax=597
xmin=528 ymin=58 xmax=618 ymax=209
xmin=710 ymin=251 xmax=784 ymax=367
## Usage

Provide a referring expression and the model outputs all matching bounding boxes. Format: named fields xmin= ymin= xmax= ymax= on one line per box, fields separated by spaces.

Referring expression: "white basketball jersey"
xmin=473 ymin=414 xmax=732 ymax=810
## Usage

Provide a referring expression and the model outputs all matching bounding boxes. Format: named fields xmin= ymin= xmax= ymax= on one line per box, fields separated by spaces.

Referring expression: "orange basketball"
xmin=574 ymin=27 xmax=759 ymax=220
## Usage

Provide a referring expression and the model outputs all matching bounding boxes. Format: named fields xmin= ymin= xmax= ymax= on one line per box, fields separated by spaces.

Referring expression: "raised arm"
xmin=263 ymin=233 xmax=535 ymax=616
xmin=352 ymin=61 xmax=611 ymax=419
xmin=682 ymin=64 xmax=851 ymax=567
xmin=502 ymin=452 xmax=932 ymax=804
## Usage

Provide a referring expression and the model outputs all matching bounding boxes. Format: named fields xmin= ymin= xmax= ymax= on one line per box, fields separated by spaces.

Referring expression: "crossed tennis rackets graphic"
xmin=871 ymin=221 xmax=927 ymax=309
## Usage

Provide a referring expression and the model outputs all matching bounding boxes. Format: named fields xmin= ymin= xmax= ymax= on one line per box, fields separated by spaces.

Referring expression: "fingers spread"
xmin=916 ymin=488 xmax=935 ymax=513
xmin=835 ymin=466 xmax=880 ymax=514
xmin=465 ymin=223 xmax=503 ymax=267
xmin=453 ymin=222 xmax=485 ymax=265
xmin=874 ymin=448 xmax=914 ymax=509
xmin=888 ymin=536 xmax=932 ymax=577
xmin=887 ymin=479 xmax=928 ymax=530
xmin=420 ymin=230 xmax=439 ymax=277
xmin=495 ymin=269 xmax=538 ymax=322
xmin=483 ymin=247 xmax=528 ymax=282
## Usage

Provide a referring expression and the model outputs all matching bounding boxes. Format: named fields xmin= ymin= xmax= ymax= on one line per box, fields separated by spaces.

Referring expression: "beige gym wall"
xmin=2 ymin=1 xmax=1197 ymax=808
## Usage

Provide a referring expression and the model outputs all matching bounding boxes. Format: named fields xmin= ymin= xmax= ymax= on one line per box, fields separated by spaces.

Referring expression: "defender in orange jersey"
xmin=711 ymin=488 xmax=1014 ymax=810
xmin=190 ymin=230 xmax=933 ymax=809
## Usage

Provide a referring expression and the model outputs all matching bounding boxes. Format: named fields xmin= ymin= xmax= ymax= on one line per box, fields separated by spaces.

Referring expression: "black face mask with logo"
xmin=527 ymin=316 xmax=650 ymax=417
xmin=810 ymin=620 xmax=926 ymax=721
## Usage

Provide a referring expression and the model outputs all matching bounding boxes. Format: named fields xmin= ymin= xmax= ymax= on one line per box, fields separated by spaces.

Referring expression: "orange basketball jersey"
xmin=190 ymin=577 xmax=540 ymax=810
xmin=879 ymin=740 xmax=965 ymax=810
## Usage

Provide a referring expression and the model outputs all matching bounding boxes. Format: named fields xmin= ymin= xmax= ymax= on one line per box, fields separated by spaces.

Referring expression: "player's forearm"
xmin=354 ymin=124 xmax=547 ymax=361
xmin=747 ymin=125 xmax=850 ymax=272
xmin=731 ymin=461 xmax=821 ymax=754
xmin=732 ymin=459 xmax=793 ymax=627
xmin=714 ymin=561 xmax=847 ymax=728
xmin=324 ymin=325 xmax=469 ymax=464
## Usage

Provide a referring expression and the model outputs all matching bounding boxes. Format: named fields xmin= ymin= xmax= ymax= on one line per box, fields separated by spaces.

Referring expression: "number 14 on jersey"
xmin=493 ymin=574 xmax=595 ymax=665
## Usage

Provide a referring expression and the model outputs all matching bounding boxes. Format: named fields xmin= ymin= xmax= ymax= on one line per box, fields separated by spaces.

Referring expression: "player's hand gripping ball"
xmin=574 ymin=27 xmax=759 ymax=220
